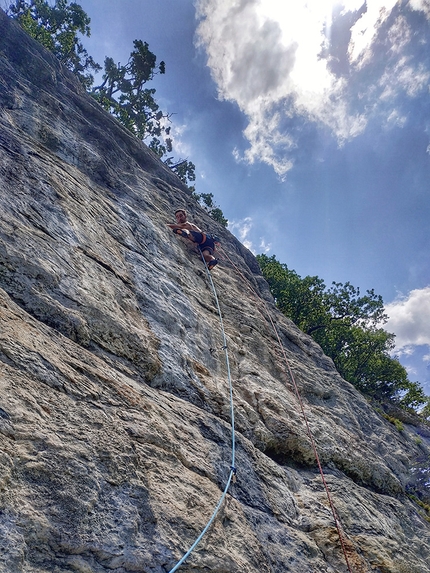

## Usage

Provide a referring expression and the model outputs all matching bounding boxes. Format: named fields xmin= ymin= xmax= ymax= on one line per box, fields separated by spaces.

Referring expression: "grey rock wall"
xmin=0 ymin=9 xmax=429 ymax=573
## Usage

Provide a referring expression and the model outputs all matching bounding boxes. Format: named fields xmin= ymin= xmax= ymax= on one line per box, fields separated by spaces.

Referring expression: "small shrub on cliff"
xmin=193 ymin=192 xmax=228 ymax=227
xmin=407 ymin=494 xmax=430 ymax=523
xmin=382 ymin=414 xmax=404 ymax=432
xmin=164 ymin=157 xmax=196 ymax=191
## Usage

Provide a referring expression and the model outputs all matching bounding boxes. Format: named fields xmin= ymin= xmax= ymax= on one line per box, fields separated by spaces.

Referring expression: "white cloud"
xmin=195 ymin=0 xmax=301 ymax=176
xmin=409 ymin=0 xmax=430 ymax=19
xmin=259 ymin=237 xmax=271 ymax=253
xmin=232 ymin=147 xmax=242 ymax=164
xmin=384 ymin=109 xmax=407 ymax=128
xmin=196 ymin=0 xmax=363 ymax=176
xmin=195 ymin=0 xmax=429 ymax=175
xmin=387 ymin=15 xmax=412 ymax=55
xmin=166 ymin=121 xmax=193 ymax=158
xmin=405 ymin=364 xmax=418 ymax=376
xmin=385 ymin=286 xmax=430 ymax=350
xmin=227 ymin=216 xmax=269 ymax=253
xmin=396 ymin=345 xmax=416 ymax=357
xmin=379 ymin=57 xmax=430 ymax=101
xmin=348 ymin=0 xmax=398 ymax=65
xmin=228 ymin=217 xmax=254 ymax=249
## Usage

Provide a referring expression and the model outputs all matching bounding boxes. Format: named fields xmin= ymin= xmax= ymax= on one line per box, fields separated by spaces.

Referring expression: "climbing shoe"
xmin=207 ymin=259 xmax=218 ymax=271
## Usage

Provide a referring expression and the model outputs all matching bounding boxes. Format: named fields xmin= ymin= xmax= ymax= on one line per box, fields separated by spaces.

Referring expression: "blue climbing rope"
xmin=168 ymin=254 xmax=236 ymax=573
xmin=204 ymin=256 xmax=236 ymax=469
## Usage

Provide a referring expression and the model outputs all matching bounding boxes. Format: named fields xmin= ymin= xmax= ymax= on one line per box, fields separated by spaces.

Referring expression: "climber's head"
xmin=175 ymin=209 xmax=187 ymax=223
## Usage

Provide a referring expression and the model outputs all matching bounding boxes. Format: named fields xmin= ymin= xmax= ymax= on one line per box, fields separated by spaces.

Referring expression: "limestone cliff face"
xmin=0 ymin=10 xmax=429 ymax=573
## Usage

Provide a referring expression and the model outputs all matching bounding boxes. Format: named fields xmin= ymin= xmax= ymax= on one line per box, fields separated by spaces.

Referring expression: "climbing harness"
xmin=173 ymin=228 xmax=190 ymax=238
xmin=172 ymin=226 xmax=219 ymax=258
xmin=168 ymin=252 xmax=236 ymax=573
xmin=217 ymin=246 xmax=357 ymax=573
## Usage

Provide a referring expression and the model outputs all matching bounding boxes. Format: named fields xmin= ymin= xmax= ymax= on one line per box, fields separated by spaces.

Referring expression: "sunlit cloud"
xmin=195 ymin=0 xmax=430 ymax=175
xmin=348 ymin=0 xmax=398 ymax=66
xmin=385 ymin=286 xmax=430 ymax=350
xmin=409 ymin=0 xmax=430 ymax=19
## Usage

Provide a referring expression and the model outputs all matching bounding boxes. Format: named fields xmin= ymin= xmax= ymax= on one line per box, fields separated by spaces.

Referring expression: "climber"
xmin=167 ymin=208 xmax=220 ymax=271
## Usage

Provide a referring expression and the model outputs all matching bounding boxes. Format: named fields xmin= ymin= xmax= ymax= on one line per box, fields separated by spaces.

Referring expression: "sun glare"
xmin=255 ymin=0 xmax=341 ymax=95
xmin=256 ymin=0 xmax=366 ymax=28
xmin=253 ymin=1 xmax=396 ymax=95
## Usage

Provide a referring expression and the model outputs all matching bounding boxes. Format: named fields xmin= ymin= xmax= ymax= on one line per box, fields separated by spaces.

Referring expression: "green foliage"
xmin=257 ymin=254 xmax=429 ymax=411
xmin=193 ymin=192 xmax=228 ymax=227
xmin=8 ymin=1 xmax=198 ymax=188
xmin=256 ymin=253 xmax=386 ymax=333
xmin=382 ymin=413 xmax=404 ymax=431
xmin=408 ymin=472 xmax=430 ymax=515
xmin=410 ymin=495 xmax=430 ymax=515
xmin=419 ymin=398 xmax=430 ymax=421
xmin=164 ymin=158 xmax=196 ymax=189
xmin=8 ymin=0 xmax=101 ymax=88
xmin=90 ymin=41 xmax=196 ymax=188
xmin=91 ymin=40 xmax=169 ymax=152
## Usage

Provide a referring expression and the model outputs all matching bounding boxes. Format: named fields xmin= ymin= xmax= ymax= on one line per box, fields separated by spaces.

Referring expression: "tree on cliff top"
xmin=89 ymin=41 xmax=197 ymax=187
xmin=7 ymin=0 xmax=100 ymax=88
xmin=257 ymin=253 xmax=429 ymax=414
xmin=7 ymin=0 xmax=197 ymax=189
xmin=90 ymin=40 xmax=171 ymax=158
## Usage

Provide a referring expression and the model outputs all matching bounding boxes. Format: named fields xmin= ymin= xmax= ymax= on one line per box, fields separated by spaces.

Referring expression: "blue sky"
xmin=65 ymin=0 xmax=430 ymax=395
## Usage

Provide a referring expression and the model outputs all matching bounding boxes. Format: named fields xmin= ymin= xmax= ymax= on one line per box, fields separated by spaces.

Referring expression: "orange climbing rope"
xmin=218 ymin=246 xmax=356 ymax=573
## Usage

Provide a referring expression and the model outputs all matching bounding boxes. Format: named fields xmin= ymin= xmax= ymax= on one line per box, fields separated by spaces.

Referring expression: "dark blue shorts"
xmin=190 ymin=231 xmax=216 ymax=254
